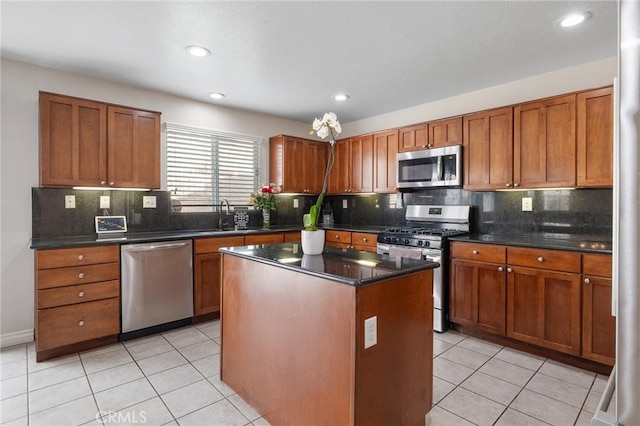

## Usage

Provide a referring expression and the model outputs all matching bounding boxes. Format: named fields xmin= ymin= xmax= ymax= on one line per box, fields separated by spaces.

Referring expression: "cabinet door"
xmin=398 ymin=124 xmax=428 ymax=152
xmin=328 ymin=139 xmax=350 ymax=194
xmin=244 ymin=233 xmax=285 ymax=245
xmin=306 ymin=141 xmax=328 ymax=193
xmin=582 ymin=275 xmax=615 ymax=365
xmin=349 ymin=135 xmax=374 ymax=193
xmin=107 ymin=106 xmax=160 ymax=189
xmin=373 ymin=130 xmax=398 ymax=193
xmin=450 ymin=259 xmax=506 ymax=335
xmin=463 ymin=107 xmax=513 ymax=190
xmin=514 ymin=95 xmax=576 ymax=188
xmin=194 ymin=253 xmax=221 ymax=315
xmin=507 ymin=267 xmax=581 ymax=355
xmin=429 ymin=117 xmax=462 ymax=148
xmin=577 ymin=87 xmax=613 ymax=187
xmin=40 ymin=93 xmax=107 ymax=187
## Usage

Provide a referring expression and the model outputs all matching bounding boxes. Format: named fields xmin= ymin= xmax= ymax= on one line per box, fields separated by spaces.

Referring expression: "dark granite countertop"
xmin=219 ymin=243 xmax=438 ymax=286
xmin=450 ymin=233 xmax=612 ymax=254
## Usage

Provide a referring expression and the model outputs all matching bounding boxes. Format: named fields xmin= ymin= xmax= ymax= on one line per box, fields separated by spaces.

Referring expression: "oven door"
xmin=396 ymin=145 xmax=462 ymax=189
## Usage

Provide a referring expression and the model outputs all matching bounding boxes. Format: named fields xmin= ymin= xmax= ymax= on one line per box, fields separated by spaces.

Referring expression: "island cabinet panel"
xmin=514 ymin=94 xmax=576 ymax=188
xmin=582 ymin=254 xmax=615 ymax=366
xmin=577 ymin=86 xmax=614 ymax=188
xmin=398 ymin=123 xmax=428 ymax=152
xmin=373 ymin=129 xmax=398 ymax=193
xmin=463 ymin=107 xmax=514 ymax=190
xmin=107 ymin=106 xmax=161 ymax=189
xmin=428 ymin=116 xmax=463 ymax=148
xmin=39 ymin=92 xmax=108 ymax=187
xmin=193 ymin=236 xmax=244 ymax=317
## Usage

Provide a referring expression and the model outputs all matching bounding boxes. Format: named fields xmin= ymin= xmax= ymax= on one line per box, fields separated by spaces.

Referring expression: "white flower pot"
xmin=301 ymin=229 xmax=325 ymax=255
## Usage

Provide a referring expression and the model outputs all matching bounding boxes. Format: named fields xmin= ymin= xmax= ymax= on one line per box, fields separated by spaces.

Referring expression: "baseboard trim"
xmin=0 ymin=329 xmax=34 ymax=348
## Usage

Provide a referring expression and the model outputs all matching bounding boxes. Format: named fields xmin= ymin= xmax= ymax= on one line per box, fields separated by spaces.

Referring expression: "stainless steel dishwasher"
xmin=121 ymin=240 xmax=193 ymax=336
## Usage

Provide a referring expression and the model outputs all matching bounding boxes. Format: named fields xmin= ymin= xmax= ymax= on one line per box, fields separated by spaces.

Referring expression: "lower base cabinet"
xmin=582 ymin=254 xmax=615 ymax=366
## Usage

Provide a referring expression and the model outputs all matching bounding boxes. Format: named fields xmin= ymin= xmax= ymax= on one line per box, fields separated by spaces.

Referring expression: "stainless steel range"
xmin=377 ymin=205 xmax=471 ymax=332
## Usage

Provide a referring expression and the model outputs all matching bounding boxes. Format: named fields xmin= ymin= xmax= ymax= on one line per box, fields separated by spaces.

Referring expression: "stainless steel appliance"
xmin=376 ymin=205 xmax=471 ymax=332
xmin=396 ymin=145 xmax=462 ymax=189
xmin=121 ymin=240 xmax=194 ymax=337
xmin=594 ymin=1 xmax=640 ymax=425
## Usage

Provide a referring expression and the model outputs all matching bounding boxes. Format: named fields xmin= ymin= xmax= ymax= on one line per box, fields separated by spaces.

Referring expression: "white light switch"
xmin=522 ymin=197 xmax=533 ymax=212
xmin=100 ymin=196 xmax=110 ymax=209
xmin=342 ymin=199 xmax=348 ymax=209
xmin=364 ymin=316 xmax=377 ymax=349
xmin=293 ymin=198 xmax=299 ymax=208
xmin=143 ymin=196 xmax=156 ymax=208
xmin=65 ymin=195 xmax=75 ymax=209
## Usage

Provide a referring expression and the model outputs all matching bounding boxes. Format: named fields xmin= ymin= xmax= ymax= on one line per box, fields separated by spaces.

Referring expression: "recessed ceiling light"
xmin=186 ymin=45 xmax=211 ymax=57
xmin=333 ymin=94 xmax=350 ymax=101
xmin=209 ymin=92 xmax=225 ymax=100
xmin=559 ymin=12 xmax=592 ymax=27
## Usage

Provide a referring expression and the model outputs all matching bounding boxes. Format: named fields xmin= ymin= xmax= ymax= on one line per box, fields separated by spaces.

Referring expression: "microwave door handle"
xmin=436 ymin=156 xmax=444 ymax=181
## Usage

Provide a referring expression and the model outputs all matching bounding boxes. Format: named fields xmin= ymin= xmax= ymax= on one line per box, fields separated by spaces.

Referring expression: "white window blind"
xmin=166 ymin=124 xmax=261 ymax=212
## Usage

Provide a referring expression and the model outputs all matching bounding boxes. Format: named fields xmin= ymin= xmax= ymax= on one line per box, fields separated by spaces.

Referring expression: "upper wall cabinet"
xmin=577 ymin=87 xmax=613 ymax=188
xmin=269 ymin=135 xmax=328 ymax=194
xmin=373 ymin=129 xmax=398 ymax=193
xmin=39 ymin=92 xmax=161 ymax=189
xmin=428 ymin=117 xmax=463 ymax=148
xmin=327 ymin=135 xmax=374 ymax=194
xmin=463 ymin=107 xmax=514 ymax=190
xmin=514 ymin=94 xmax=576 ymax=188
xmin=398 ymin=123 xmax=428 ymax=152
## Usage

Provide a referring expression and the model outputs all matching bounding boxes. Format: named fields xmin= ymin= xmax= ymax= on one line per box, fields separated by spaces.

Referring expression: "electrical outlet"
xmin=522 ymin=197 xmax=533 ymax=212
xmin=342 ymin=199 xmax=348 ymax=209
xmin=143 ymin=195 xmax=156 ymax=208
xmin=100 ymin=196 xmax=110 ymax=209
xmin=65 ymin=195 xmax=75 ymax=209
xmin=293 ymin=198 xmax=299 ymax=209
xmin=364 ymin=316 xmax=377 ymax=349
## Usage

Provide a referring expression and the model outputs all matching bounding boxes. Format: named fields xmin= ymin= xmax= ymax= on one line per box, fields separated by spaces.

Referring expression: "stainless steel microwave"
xmin=396 ymin=145 xmax=462 ymax=189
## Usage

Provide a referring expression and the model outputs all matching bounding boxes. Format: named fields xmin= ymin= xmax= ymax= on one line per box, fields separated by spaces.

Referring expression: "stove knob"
xmin=404 ymin=239 xmax=410 ymax=245
xmin=417 ymin=240 xmax=423 ymax=246
xmin=424 ymin=241 xmax=430 ymax=247
xmin=392 ymin=237 xmax=398 ymax=244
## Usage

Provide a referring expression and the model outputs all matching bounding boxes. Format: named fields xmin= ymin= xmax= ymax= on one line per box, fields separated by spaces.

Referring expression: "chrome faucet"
xmin=219 ymin=199 xmax=231 ymax=229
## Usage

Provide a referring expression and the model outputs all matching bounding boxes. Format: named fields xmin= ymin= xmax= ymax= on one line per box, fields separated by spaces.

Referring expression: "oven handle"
xmin=436 ymin=156 xmax=444 ymax=181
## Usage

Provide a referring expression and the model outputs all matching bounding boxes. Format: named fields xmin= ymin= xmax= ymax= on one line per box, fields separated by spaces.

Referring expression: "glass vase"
xmin=262 ymin=208 xmax=271 ymax=228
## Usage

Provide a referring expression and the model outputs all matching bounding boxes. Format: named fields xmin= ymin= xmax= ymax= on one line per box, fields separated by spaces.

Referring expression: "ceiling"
xmin=1 ymin=1 xmax=617 ymax=124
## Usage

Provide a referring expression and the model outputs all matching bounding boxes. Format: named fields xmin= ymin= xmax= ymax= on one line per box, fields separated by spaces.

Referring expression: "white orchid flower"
xmin=316 ymin=125 xmax=330 ymax=139
xmin=332 ymin=121 xmax=342 ymax=134
xmin=323 ymin=112 xmax=337 ymax=125
xmin=312 ymin=118 xmax=322 ymax=131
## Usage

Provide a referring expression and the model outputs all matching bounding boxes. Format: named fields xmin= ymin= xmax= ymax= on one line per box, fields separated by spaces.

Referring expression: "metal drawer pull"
xmin=78 ymin=320 xmax=85 ymax=326
xmin=537 ymin=256 xmax=544 ymax=263
xmin=78 ymin=292 xmax=84 ymax=297
xmin=78 ymin=255 xmax=84 ymax=260
xmin=78 ymin=273 xmax=85 ymax=278
xmin=498 ymin=267 xmax=504 ymax=272
xmin=472 ymin=250 xmax=478 ymax=255
xmin=584 ymin=278 xmax=591 ymax=284
xmin=507 ymin=267 xmax=513 ymax=273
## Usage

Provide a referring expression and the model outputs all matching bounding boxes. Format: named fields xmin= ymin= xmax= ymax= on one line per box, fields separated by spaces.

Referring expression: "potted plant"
xmin=250 ymin=183 xmax=281 ymax=228
xmin=302 ymin=112 xmax=341 ymax=254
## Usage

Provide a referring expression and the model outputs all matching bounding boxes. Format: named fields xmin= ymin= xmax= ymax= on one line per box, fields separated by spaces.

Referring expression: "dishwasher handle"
xmin=123 ymin=242 xmax=191 ymax=252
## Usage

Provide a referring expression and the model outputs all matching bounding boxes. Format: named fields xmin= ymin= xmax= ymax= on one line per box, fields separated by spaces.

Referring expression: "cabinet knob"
xmin=472 ymin=250 xmax=478 ymax=255
xmin=335 ymin=235 xmax=340 ymax=239
xmin=109 ymin=182 xmax=115 ymax=186
xmin=422 ymin=145 xmax=427 ymax=148
xmin=537 ymin=256 xmax=544 ymax=263
xmin=505 ymin=183 xmax=512 ymax=187
xmin=78 ymin=272 xmax=85 ymax=279
xmin=78 ymin=255 xmax=84 ymax=260
xmin=498 ymin=266 xmax=504 ymax=272
xmin=78 ymin=320 xmax=85 ymax=326
xmin=78 ymin=291 xmax=84 ymax=297
xmin=507 ymin=267 xmax=513 ymax=273
xmin=514 ymin=183 xmax=520 ymax=187
xmin=101 ymin=181 xmax=106 ymax=185
xmin=584 ymin=278 xmax=591 ymax=284
xmin=363 ymin=238 xmax=368 ymax=242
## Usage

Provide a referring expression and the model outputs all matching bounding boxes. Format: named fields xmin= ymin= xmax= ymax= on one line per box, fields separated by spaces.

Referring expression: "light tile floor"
xmin=0 ymin=321 xmax=610 ymax=426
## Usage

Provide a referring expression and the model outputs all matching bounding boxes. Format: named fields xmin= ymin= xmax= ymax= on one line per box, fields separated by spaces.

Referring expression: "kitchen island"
xmin=219 ymin=243 xmax=437 ymax=426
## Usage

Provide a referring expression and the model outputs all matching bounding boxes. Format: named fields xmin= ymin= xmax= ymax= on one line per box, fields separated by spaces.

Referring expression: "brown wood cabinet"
xmin=463 ymin=107 xmax=514 ymax=190
xmin=514 ymin=94 xmax=577 ymax=188
xmin=449 ymin=242 xmax=507 ymax=335
xmin=39 ymin=92 xmax=161 ymax=189
xmin=325 ymin=230 xmax=377 ymax=252
xmin=373 ymin=130 xmax=398 ymax=193
xmin=398 ymin=123 xmax=428 ymax=152
xmin=428 ymin=117 xmax=463 ymax=148
xmin=506 ymin=247 xmax=581 ymax=355
xmin=327 ymin=138 xmax=351 ymax=194
xmin=244 ymin=233 xmax=285 ymax=245
xmin=325 ymin=230 xmax=352 ymax=249
xmin=35 ymin=245 xmax=120 ymax=361
xmin=577 ymin=87 xmax=613 ymax=187
xmin=327 ymin=136 xmax=374 ymax=194
xmin=269 ymin=135 xmax=327 ymax=194
xmin=194 ymin=236 xmax=244 ymax=316
xmin=582 ymin=253 xmax=615 ymax=365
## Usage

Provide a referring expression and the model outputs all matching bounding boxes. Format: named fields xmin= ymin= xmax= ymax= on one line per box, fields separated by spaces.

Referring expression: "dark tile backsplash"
xmin=32 ymin=187 xmax=612 ymax=239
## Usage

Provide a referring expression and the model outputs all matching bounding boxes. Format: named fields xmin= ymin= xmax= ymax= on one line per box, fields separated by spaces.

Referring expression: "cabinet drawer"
xmin=507 ymin=247 xmax=581 ymax=273
xmin=36 ymin=245 xmax=119 ymax=269
xmin=351 ymin=232 xmax=376 ymax=248
xmin=37 ymin=298 xmax=120 ymax=351
xmin=283 ymin=231 xmax=302 ymax=243
xmin=37 ymin=263 xmax=120 ymax=289
xmin=582 ymin=253 xmax=612 ymax=278
xmin=37 ymin=280 xmax=119 ymax=309
xmin=450 ymin=242 xmax=506 ymax=263
xmin=244 ymin=233 xmax=285 ymax=245
xmin=195 ymin=236 xmax=244 ymax=254
xmin=326 ymin=231 xmax=352 ymax=244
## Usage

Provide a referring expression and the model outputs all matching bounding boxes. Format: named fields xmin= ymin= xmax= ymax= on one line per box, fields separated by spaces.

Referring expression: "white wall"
xmin=0 ymin=56 xmax=617 ymax=346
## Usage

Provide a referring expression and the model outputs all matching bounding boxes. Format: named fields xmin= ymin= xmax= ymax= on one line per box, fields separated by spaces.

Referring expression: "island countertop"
xmin=219 ymin=242 xmax=438 ymax=286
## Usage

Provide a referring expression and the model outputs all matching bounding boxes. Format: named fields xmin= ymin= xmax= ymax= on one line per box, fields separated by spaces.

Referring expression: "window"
xmin=166 ymin=123 xmax=261 ymax=212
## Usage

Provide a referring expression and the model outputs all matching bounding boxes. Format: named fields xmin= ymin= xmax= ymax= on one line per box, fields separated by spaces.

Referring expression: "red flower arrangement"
xmin=249 ymin=183 xmax=281 ymax=210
